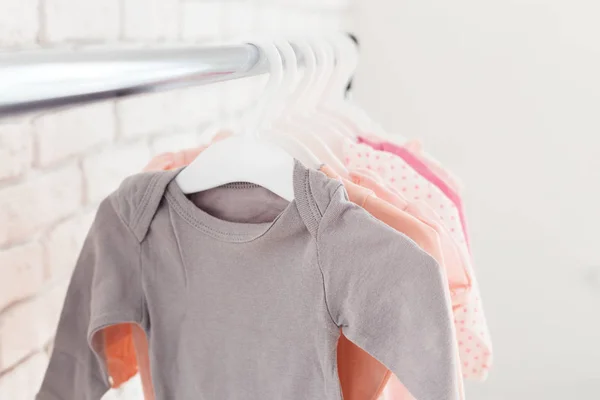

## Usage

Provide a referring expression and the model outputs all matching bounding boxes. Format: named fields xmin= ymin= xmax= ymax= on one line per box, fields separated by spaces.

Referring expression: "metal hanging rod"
xmin=0 ymin=44 xmax=269 ymax=116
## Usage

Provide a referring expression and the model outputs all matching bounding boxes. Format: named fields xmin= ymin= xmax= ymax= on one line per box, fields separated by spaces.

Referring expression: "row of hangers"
xmin=176 ymin=33 xmax=400 ymax=201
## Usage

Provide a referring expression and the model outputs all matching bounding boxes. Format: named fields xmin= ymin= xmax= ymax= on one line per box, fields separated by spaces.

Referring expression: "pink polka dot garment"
xmin=343 ymin=141 xmax=493 ymax=382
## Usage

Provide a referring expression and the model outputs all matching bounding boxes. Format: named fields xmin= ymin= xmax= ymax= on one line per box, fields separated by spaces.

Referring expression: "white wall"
xmin=0 ymin=1 xmax=353 ymax=399
xmin=352 ymin=0 xmax=600 ymax=398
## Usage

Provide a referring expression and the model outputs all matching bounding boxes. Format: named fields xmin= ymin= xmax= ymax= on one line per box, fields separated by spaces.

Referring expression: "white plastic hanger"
xmin=258 ymin=39 xmax=321 ymax=169
xmin=176 ymin=41 xmax=296 ymax=201
xmin=283 ymin=38 xmax=317 ymax=112
xmin=265 ymin=39 xmax=349 ymax=174
xmin=323 ymin=33 xmax=358 ymax=106
xmin=308 ymin=37 xmax=356 ymax=139
xmin=274 ymin=38 xmax=348 ymax=176
xmin=318 ymin=33 xmax=363 ymax=136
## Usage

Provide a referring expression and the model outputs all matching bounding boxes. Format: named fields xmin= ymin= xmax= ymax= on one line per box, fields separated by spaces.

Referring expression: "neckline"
xmin=165 ymin=160 xmax=308 ymax=243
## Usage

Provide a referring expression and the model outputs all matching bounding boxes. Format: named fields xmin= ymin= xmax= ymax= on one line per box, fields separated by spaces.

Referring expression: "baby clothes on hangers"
xmin=356 ymin=136 xmax=471 ymax=249
xmin=343 ymin=140 xmax=493 ymax=381
xmin=349 ymin=170 xmax=471 ymax=306
xmin=320 ymin=166 xmax=446 ymax=266
xmin=346 ymin=170 xmax=472 ymax=400
xmin=320 ymin=165 xmax=465 ymax=400
xmin=37 ymin=161 xmax=460 ymax=400
xmin=100 ymin=151 xmax=455 ymax=400
xmin=335 ymin=166 xmax=472 ymax=400
xmin=359 ymin=134 xmax=464 ymax=194
xmin=343 ymin=141 xmax=466 ymax=252
xmin=402 ymin=139 xmax=464 ymax=194
xmin=99 ymin=146 xmax=217 ymax=393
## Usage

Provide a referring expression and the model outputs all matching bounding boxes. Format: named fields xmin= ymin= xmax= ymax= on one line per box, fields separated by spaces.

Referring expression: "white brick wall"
xmin=0 ymin=119 xmax=33 ymax=180
xmin=0 ymin=242 xmax=44 ymax=311
xmin=0 ymin=353 xmax=48 ymax=400
xmin=82 ymin=143 xmax=152 ymax=203
xmin=44 ymin=212 xmax=95 ymax=281
xmin=123 ymin=0 xmax=180 ymax=41
xmin=0 ymin=0 xmax=352 ymax=398
xmin=0 ymin=165 xmax=82 ymax=246
xmin=223 ymin=1 xmax=257 ymax=38
xmin=180 ymin=1 xmax=224 ymax=41
xmin=116 ymin=92 xmax=179 ymax=138
xmin=34 ymin=103 xmax=116 ymax=167
xmin=0 ymin=282 xmax=66 ymax=369
xmin=42 ymin=0 xmax=121 ymax=43
xmin=0 ymin=0 xmax=39 ymax=47
xmin=151 ymin=131 xmax=201 ymax=155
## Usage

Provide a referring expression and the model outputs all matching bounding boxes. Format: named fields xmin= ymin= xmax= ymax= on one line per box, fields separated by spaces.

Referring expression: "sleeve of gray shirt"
xmin=316 ymin=186 xmax=460 ymax=400
xmin=36 ymin=190 xmax=146 ymax=400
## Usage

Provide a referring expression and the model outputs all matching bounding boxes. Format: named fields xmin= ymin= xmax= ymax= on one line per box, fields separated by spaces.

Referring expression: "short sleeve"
xmin=37 ymin=196 xmax=145 ymax=400
xmin=317 ymin=189 xmax=460 ymax=400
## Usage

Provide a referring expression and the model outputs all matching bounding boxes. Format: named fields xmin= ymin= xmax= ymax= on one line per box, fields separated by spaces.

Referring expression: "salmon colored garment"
xmin=103 ymin=323 xmax=137 ymax=386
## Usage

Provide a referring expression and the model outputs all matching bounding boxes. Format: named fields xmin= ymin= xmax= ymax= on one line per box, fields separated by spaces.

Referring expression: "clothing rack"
xmin=0 ymin=44 xmax=270 ymax=116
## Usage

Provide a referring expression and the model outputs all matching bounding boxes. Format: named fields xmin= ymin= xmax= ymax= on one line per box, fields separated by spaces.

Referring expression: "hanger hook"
xmin=292 ymin=38 xmax=318 ymax=109
xmin=272 ymin=40 xmax=299 ymax=120
xmin=308 ymin=37 xmax=334 ymax=108
xmin=243 ymin=40 xmax=284 ymax=138
xmin=325 ymin=33 xmax=359 ymax=101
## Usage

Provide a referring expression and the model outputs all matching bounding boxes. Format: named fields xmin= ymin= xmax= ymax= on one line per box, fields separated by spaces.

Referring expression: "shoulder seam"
xmin=109 ymin=195 xmax=143 ymax=244
xmin=314 ymin=184 xmax=346 ymax=329
xmin=314 ymin=237 xmax=340 ymax=329
xmin=138 ymin=237 xmax=148 ymax=330
xmin=130 ymin=173 xmax=162 ymax=234
xmin=305 ymin=169 xmax=323 ymax=222
xmin=317 ymin=184 xmax=346 ymax=233
xmin=306 ymin=169 xmax=344 ymax=221
xmin=108 ymin=195 xmax=146 ymax=327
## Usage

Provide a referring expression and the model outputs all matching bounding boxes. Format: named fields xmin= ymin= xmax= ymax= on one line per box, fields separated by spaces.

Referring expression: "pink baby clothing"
xmin=360 ymin=134 xmax=464 ymax=195
xmin=320 ymin=165 xmax=447 ymax=269
xmin=343 ymin=141 xmax=465 ymax=246
xmin=343 ymin=141 xmax=493 ymax=381
xmin=403 ymin=139 xmax=463 ymax=194
xmin=349 ymin=170 xmax=471 ymax=306
xmin=143 ymin=147 xmax=206 ymax=172
xmin=358 ymin=134 xmax=464 ymax=195
xmin=357 ymin=136 xmax=471 ymax=249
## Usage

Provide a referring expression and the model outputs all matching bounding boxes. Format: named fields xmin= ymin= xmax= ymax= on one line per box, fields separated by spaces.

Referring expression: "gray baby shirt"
xmin=37 ymin=161 xmax=459 ymax=400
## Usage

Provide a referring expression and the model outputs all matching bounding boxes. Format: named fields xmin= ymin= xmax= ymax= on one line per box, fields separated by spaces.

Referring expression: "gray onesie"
xmin=37 ymin=161 xmax=459 ymax=400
